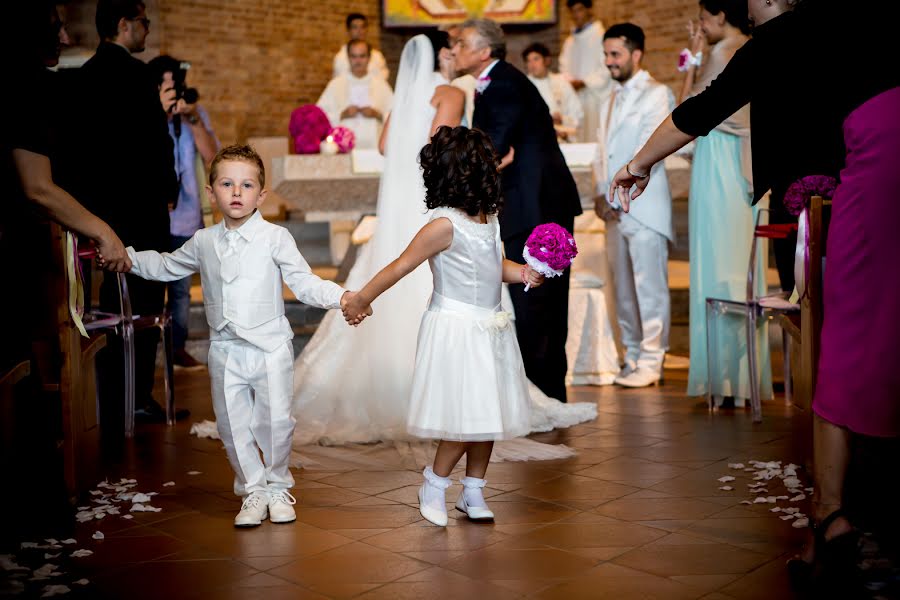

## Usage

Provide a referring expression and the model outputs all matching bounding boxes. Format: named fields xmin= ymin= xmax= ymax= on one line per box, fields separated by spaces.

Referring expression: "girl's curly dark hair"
xmin=419 ymin=126 xmax=503 ymax=216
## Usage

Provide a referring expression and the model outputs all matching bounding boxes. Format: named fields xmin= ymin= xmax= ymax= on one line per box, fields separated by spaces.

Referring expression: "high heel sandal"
xmin=787 ymin=508 xmax=861 ymax=592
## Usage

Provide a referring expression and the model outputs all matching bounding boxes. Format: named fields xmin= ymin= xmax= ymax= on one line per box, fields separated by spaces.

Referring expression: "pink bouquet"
xmin=329 ymin=126 xmax=356 ymax=153
xmin=522 ymin=223 xmax=578 ymax=291
xmin=784 ymin=174 xmax=837 ymax=217
xmin=288 ymin=105 xmax=332 ymax=154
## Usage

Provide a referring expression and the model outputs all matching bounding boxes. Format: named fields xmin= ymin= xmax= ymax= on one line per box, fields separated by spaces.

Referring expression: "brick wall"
xmin=62 ymin=0 xmax=696 ymax=145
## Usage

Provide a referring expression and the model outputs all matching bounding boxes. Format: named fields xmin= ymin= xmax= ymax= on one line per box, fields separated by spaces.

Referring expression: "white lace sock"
xmin=421 ymin=466 xmax=452 ymax=513
xmin=460 ymin=476 xmax=489 ymax=508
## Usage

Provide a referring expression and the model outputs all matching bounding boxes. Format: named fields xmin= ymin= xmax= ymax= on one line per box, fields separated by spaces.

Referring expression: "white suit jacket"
xmin=127 ymin=211 xmax=345 ymax=352
xmin=594 ymin=70 xmax=675 ymax=241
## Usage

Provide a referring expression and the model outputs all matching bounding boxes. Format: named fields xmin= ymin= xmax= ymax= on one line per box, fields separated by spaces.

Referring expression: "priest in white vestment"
xmin=523 ymin=42 xmax=583 ymax=141
xmin=333 ymin=12 xmax=389 ymax=80
xmin=559 ymin=0 xmax=613 ymax=142
xmin=317 ymin=40 xmax=394 ymax=150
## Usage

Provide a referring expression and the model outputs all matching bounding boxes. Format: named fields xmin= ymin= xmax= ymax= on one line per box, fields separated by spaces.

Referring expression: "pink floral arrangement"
xmin=522 ymin=223 xmax=578 ymax=291
xmin=329 ymin=126 xmax=356 ymax=153
xmin=288 ymin=105 xmax=331 ymax=154
xmin=784 ymin=175 xmax=837 ymax=217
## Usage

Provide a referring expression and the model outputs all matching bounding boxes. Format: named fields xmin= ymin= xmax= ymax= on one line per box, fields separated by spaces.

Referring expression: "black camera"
xmin=172 ymin=60 xmax=199 ymax=105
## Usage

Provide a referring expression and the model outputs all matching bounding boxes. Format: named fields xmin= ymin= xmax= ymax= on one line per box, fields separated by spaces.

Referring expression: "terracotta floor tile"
xmin=518 ymin=475 xmax=638 ymax=504
xmin=296 ymin=505 xmax=423 ymax=530
xmin=204 ymin=585 xmax=331 ymax=600
xmin=612 ymin=542 xmax=770 ymax=577
xmin=595 ymin=497 xmax=727 ymax=521
xmin=91 ymin=558 xmax=257 ymax=600
xmin=35 ymin=368 xmax=813 ymax=598
xmin=364 ymin=520 xmax=507 ymax=553
xmin=444 ymin=546 xmax=598 ymax=581
xmin=536 ymin=562 xmax=705 ymax=600
xmin=268 ymin=541 xmax=428 ymax=585
xmin=506 ymin=521 xmax=669 ymax=549
xmin=720 ymin=554 xmax=798 ymax=600
xmin=670 ymin=574 xmax=742 ymax=593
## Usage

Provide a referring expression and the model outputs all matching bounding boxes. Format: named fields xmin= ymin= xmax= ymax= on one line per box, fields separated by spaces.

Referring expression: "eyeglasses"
xmin=130 ymin=17 xmax=151 ymax=28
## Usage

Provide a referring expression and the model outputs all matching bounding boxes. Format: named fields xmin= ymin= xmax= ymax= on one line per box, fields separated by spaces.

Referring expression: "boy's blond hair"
xmin=209 ymin=144 xmax=266 ymax=188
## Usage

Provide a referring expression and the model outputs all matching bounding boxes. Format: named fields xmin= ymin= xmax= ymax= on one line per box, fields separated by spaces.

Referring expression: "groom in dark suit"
xmin=453 ymin=19 xmax=582 ymax=402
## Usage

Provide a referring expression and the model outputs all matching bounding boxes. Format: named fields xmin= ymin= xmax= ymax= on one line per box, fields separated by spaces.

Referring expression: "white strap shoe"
xmin=268 ymin=490 xmax=297 ymax=524
xmin=418 ymin=466 xmax=451 ymax=527
xmin=234 ymin=491 xmax=269 ymax=527
xmin=456 ymin=476 xmax=494 ymax=521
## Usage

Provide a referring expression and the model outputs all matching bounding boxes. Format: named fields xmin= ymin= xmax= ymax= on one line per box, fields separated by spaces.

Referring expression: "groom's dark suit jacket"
xmin=472 ymin=60 xmax=582 ymax=240
xmin=472 ymin=60 xmax=582 ymax=402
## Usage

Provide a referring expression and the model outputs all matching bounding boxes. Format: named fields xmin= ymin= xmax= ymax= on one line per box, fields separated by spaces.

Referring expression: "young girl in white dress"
xmin=342 ymin=126 xmax=547 ymax=526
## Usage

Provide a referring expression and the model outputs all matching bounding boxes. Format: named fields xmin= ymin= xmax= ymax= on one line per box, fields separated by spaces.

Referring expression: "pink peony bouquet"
xmin=329 ymin=126 xmax=356 ymax=153
xmin=522 ymin=223 xmax=578 ymax=291
xmin=784 ymin=174 xmax=837 ymax=217
xmin=289 ymin=105 xmax=332 ymax=154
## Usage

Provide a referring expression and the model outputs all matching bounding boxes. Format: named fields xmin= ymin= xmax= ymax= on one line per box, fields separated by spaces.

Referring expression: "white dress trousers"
xmin=605 ymin=213 xmax=670 ymax=373
xmin=208 ymin=337 xmax=295 ymax=497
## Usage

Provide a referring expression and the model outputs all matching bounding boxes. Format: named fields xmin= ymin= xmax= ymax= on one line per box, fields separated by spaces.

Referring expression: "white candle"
xmin=320 ymin=135 xmax=338 ymax=155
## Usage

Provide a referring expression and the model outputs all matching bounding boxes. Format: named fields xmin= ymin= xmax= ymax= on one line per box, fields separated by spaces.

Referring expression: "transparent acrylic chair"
xmin=79 ymin=247 xmax=176 ymax=432
xmin=705 ymin=209 xmax=797 ymax=423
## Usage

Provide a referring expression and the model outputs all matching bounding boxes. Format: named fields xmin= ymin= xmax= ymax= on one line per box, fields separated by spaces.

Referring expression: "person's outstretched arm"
xmin=275 ymin=227 xmax=346 ymax=310
xmin=342 ymin=217 xmax=453 ymax=322
xmin=127 ymin=236 xmax=201 ymax=281
xmin=13 ymin=148 xmax=131 ymax=272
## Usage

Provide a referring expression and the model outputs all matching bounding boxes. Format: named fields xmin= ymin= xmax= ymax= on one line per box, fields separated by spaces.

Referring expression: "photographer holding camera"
xmin=149 ymin=55 xmax=219 ymax=370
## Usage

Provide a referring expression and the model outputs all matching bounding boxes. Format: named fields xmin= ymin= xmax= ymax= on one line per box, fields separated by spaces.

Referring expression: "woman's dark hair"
xmin=419 ymin=126 xmax=503 ymax=217
xmin=700 ymin=0 xmax=751 ymax=35
xmin=424 ymin=29 xmax=450 ymax=71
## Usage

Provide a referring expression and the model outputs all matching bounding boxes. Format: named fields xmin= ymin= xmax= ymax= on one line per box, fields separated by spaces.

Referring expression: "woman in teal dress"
xmin=679 ymin=0 xmax=771 ymax=405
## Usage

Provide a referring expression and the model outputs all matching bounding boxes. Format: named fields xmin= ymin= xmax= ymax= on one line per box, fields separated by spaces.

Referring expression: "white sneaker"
xmin=268 ymin=490 xmax=297 ymax=524
xmin=456 ymin=476 xmax=494 ymax=521
xmin=234 ymin=491 xmax=269 ymax=527
xmin=418 ymin=466 xmax=451 ymax=527
xmin=614 ymin=367 xmax=661 ymax=388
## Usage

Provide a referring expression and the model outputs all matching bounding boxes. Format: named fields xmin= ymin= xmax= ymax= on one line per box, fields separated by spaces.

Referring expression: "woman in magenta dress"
xmin=603 ymin=0 xmax=900 ymax=591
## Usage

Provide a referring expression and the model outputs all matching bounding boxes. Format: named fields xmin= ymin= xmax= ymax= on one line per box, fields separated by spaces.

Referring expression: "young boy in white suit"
xmin=125 ymin=145 xmax=367 ymax=527
xmin=594 ymin=23 xmax=675 ymax=388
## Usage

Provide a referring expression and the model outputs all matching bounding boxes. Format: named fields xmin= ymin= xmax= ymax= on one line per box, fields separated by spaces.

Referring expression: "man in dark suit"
xmin=453 ymin=19 xmax=582 ymax=402
xmin=61 ymin=0 xmax=182 ymax=424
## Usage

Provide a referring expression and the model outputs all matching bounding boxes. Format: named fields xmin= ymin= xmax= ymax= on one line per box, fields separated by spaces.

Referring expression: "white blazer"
xmin=128 ymin=211 xmax=344 ymax=351
xmin=594 ymin=70 xmax=675 ymax=241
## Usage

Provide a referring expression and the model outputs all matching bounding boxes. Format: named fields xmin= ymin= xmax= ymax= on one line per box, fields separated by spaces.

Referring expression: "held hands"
xmin=608 ymin=162 xmax=651 ymax=213
xmin=341 ymin=105 xmax=360 ymax=119
xmin=95 ymin=231 xmax=132 ymax=272
xmin=340 ymin=291 xmax=373 ymax=327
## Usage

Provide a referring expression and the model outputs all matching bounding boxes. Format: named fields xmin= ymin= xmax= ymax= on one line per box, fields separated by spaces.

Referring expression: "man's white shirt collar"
xmin=613 ymin=69 xmax=649 ymax=94
xmin=479 ymin=60 xmax=499 ymax=80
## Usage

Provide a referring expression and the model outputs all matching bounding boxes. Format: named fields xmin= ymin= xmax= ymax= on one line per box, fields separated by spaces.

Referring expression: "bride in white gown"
xmin=292 ymin=32 xmax=596 ymax=455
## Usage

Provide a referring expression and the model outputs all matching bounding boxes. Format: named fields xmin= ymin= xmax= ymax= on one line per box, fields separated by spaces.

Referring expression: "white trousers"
xmin=606 ymin=214 xmax=670 ymax=373
xmin=208 ymin=339 xmax=295 ymax=497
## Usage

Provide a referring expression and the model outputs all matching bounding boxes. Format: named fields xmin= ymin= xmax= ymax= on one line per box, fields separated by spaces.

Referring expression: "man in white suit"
xmin=594 ymin=23 xmax=674 ymax=388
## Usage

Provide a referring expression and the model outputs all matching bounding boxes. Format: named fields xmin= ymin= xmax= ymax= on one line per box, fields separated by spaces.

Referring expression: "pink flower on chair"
xmin=784 ymin=175 xmax=837 ymax=217
xmin=288 ymin=105 xmax=332 ymax=154
xmin=329 ymin=126 xmax=356 ymax=153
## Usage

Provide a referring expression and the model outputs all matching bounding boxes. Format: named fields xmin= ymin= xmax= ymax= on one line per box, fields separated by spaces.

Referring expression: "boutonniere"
xmin=475 ymin=76 xmax=491 ymax=95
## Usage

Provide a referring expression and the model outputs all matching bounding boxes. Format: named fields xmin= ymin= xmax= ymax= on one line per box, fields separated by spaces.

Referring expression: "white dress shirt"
xmin=127 ymin=211 xmax=345 ymax=352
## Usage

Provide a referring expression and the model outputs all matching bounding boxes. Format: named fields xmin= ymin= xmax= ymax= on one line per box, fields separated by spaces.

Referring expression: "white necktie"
xmin=221 ymin=230 xmax=240 ymax=283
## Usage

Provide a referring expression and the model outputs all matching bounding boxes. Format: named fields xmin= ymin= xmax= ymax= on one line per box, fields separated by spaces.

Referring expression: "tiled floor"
xmin=11 ymin=368 xmax=820 ymax=599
